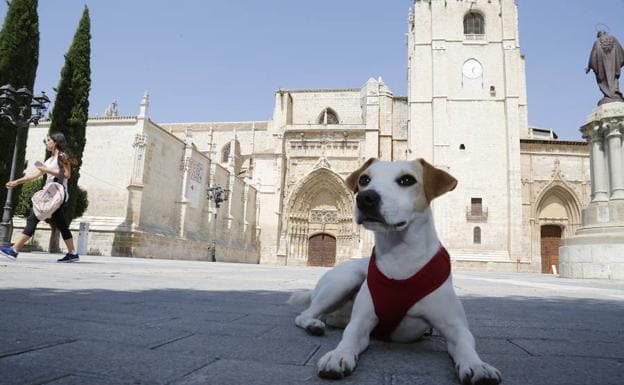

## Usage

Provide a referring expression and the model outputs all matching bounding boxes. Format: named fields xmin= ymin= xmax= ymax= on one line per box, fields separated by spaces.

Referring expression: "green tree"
xmin=0 ymin=0 xmax=39 ymax=214
xmin=46 ymin=6 xmax=91 ymax=251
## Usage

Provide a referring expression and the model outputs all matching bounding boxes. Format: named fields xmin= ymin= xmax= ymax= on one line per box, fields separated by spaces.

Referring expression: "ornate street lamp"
xmin=0 ymin=84 xmax=51 ymax=246
xmin=207 ymin=185 xmax=229 ymax=261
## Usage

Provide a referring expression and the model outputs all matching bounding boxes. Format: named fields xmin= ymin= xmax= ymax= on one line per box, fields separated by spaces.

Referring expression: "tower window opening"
xmin=221 ymin=142 xmax=231 ymax=163
xmin=471 ymin=198 xmax=483 ymax=216
xmin=464 ymin=12 xmax=485 ymax=39
xmin=318 ymin=108 xmax=339 ymax=125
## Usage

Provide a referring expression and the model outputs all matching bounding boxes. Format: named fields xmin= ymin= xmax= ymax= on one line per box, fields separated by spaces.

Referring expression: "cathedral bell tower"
xmin=407 ymin=0 xmax=528 ymax=260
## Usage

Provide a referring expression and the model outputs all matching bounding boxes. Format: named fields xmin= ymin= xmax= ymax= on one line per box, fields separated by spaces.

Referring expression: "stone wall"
xmin=162 ymin=121 xmax=271 ymax=177
xmin=278 ymin=89 xmax=363 ymax=125
xmin=409 ymin=0 xmax=527 ymax=263
xmin=157 ymin=79 xmax=408 ymax=266
xmin=520 ymin=139 xmax=590 ymax=272
xmin=140 ymin=122 xmax=187 ymax=235
xmin=14 ymin=110 xmax=260 ymax=263
xmin=392 ymin=97 xmax=409 ymax=160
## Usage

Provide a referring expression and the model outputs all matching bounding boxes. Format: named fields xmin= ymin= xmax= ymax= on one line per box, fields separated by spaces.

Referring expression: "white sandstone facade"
xmin=407 ymin=0 xmax=526 ymax=265
xmin=17 ymin=94 xmax=259 ymax=262
xmin=15 ymin=0 xmax=590 ymax=273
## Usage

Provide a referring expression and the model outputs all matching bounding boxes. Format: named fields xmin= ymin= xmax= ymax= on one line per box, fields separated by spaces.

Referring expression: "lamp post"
xmin=0 ymin=84 xmax=50 ymax=246
xmin=207 ymin=185 xmax=229 ymax=261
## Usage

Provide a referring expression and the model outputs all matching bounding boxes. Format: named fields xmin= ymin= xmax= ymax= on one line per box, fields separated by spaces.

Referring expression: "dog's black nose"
xmin=357 ymin=190 xmax=380 ymax=212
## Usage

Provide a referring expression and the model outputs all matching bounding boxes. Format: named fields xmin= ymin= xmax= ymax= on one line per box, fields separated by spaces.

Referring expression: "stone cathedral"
xmin=20 ymin=0 xmax=591 ymax=273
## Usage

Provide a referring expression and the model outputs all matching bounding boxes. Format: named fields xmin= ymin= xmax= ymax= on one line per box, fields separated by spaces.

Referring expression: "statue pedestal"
xmin=560 ymin=103 xmax=624 ymax=279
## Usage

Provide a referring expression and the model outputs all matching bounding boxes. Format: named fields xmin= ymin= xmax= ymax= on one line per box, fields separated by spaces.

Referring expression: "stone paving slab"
xmin=486 ymin=355 xmax=623 ymax=385
xmin=155 ymin=333 xmax=321 ymax=366
xmin=46 ymin=373 xmax=139 ymax=385
xmin=509 ymin=338 xmax=624 ymax=360
xmin=0 ymin=330 xmax=75 ymax=359
xmin=172 ymin=359 xmax=383 ymax=385
xmin=0 ymin=339 xmax=209 ymax=385
xmin=156 ymin=317 xmax=276 ymax=338
xmin=4 ymin=318 xmax=194 ymax=349
xmin=0 ymin=360 xmax=70 ymax=385
xmin=1 ymin=252 xmax=623 ymax=385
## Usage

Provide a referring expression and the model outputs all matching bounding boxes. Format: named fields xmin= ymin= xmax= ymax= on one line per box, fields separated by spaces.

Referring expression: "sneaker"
xmin=57 ymin=253 xmax=79 ymax=263
xmin=0 ymin=245 xmax=18 ymax=260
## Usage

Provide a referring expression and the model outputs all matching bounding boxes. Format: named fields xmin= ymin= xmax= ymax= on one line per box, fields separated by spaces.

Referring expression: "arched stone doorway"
xmin=533 ymin=183 xmax=582 ymax=274
xmin=540 ymin=225 xmax=562 ymax=274
xmin=283 ymin=166 xmax=356 ymax=266
xmin=308 ymin=233 xmax=336 ymax=267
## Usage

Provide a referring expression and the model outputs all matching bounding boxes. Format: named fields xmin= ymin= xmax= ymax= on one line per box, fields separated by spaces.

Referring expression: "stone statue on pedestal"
xmin=560 ymin=57 xmax=624 ymax=278
xmin=104 ymin=100 xmax=119 ymax=117
xmin=586 ymin=31 xmax=624 ymax=105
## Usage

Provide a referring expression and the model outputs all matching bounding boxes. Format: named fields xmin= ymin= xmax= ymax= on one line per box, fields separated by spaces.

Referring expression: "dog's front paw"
xmin=295 ymin=315 xmax=326 ymax=336
xmin=456 ymin=361 xmax=502 ymax=385
xmin=317 ymin=349 xmax=358 ymax=379
xmin=305 ymin=319 xmax=326 ymax=336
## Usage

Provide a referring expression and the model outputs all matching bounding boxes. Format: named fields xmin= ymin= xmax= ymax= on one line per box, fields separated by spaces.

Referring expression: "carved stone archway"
xmin=534 ymin=183 xmax=582 ymax=237
xmin=532 ymin=182 xmax=582 ymax=273
xmin=283 ymin=166 xmax=355 ymax=266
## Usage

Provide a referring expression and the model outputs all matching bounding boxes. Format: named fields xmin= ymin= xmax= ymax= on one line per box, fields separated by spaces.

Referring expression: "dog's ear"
xmin=345 ymin=158 xmax=377 ymax=192
xmin=419 ymin=159 xmax=457 ymax=201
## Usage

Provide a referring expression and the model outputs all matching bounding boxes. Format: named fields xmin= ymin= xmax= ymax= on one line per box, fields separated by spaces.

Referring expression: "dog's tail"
xmin=287 ymin=290 xmax=312 ymax=307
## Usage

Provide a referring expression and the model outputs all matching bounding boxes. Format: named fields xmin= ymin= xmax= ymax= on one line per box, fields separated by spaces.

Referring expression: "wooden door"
xmin=541 ymin=225 xmax=562 ymax=274
xmin=307 ymin=233 xmax=336 ymax=267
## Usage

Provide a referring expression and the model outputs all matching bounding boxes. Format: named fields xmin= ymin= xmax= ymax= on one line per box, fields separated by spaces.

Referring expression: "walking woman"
xmin=1 ymin=133 xmax=79 ymax=262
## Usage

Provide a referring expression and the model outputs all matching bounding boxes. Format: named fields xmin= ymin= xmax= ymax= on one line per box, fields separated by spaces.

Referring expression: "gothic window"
xmin=473 ymin=226 xmax=481 ymax=244
xmin=464 ymin=12 xmax=485 ymax=38
xmin=318 ymin=108 xmax=339 ymax=125
xmin=221 ymin=142 xmax=230 ymax=163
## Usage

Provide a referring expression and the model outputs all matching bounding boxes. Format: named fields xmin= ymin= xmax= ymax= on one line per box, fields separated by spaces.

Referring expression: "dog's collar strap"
xmin=367 ymin=245 xmax=451 ymax=340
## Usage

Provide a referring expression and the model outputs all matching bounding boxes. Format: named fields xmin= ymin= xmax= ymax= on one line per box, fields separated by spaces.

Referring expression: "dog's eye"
xmin=358 ymin=174 xmax=371 ymax=186
xmin=397 ymin=175 xmax=417 ymax=187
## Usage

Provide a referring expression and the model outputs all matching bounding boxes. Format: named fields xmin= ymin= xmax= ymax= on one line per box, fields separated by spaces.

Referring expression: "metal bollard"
xmin=77 ymin=222 xmax=89 ymax=255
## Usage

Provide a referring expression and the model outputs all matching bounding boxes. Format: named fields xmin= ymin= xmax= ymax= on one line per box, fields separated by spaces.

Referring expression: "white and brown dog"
xmin=288 ymin=158 xmax=502 ymax=385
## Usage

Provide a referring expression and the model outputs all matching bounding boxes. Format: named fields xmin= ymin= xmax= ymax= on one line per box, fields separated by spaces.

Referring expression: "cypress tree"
xmin=46 ymin=6 xmax=91 ymax=250
xmin=0 ymin=0 xmax=39 ymax=214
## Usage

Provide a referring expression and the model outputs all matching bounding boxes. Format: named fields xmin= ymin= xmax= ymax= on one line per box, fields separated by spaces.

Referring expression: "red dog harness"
xmin=367 ymin=245 xmax=451 ymax=340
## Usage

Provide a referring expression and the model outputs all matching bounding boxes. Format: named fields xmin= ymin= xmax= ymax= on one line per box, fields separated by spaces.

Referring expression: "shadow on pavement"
xmin=0 ymin=288 xmax=622 ymax=385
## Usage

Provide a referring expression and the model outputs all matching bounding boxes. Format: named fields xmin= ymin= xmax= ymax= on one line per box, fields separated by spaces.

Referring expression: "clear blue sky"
xmin=1 ymin=0 xmax=623 ymax=140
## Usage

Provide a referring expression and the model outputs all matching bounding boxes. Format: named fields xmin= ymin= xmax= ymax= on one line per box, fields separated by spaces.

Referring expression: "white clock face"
xmin=462 ymin=59 xmax=483 ymax=79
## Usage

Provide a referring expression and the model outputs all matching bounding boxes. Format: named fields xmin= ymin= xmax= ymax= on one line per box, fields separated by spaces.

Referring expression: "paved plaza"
xmin=1 ymin=252 xmax=623 ymax=385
